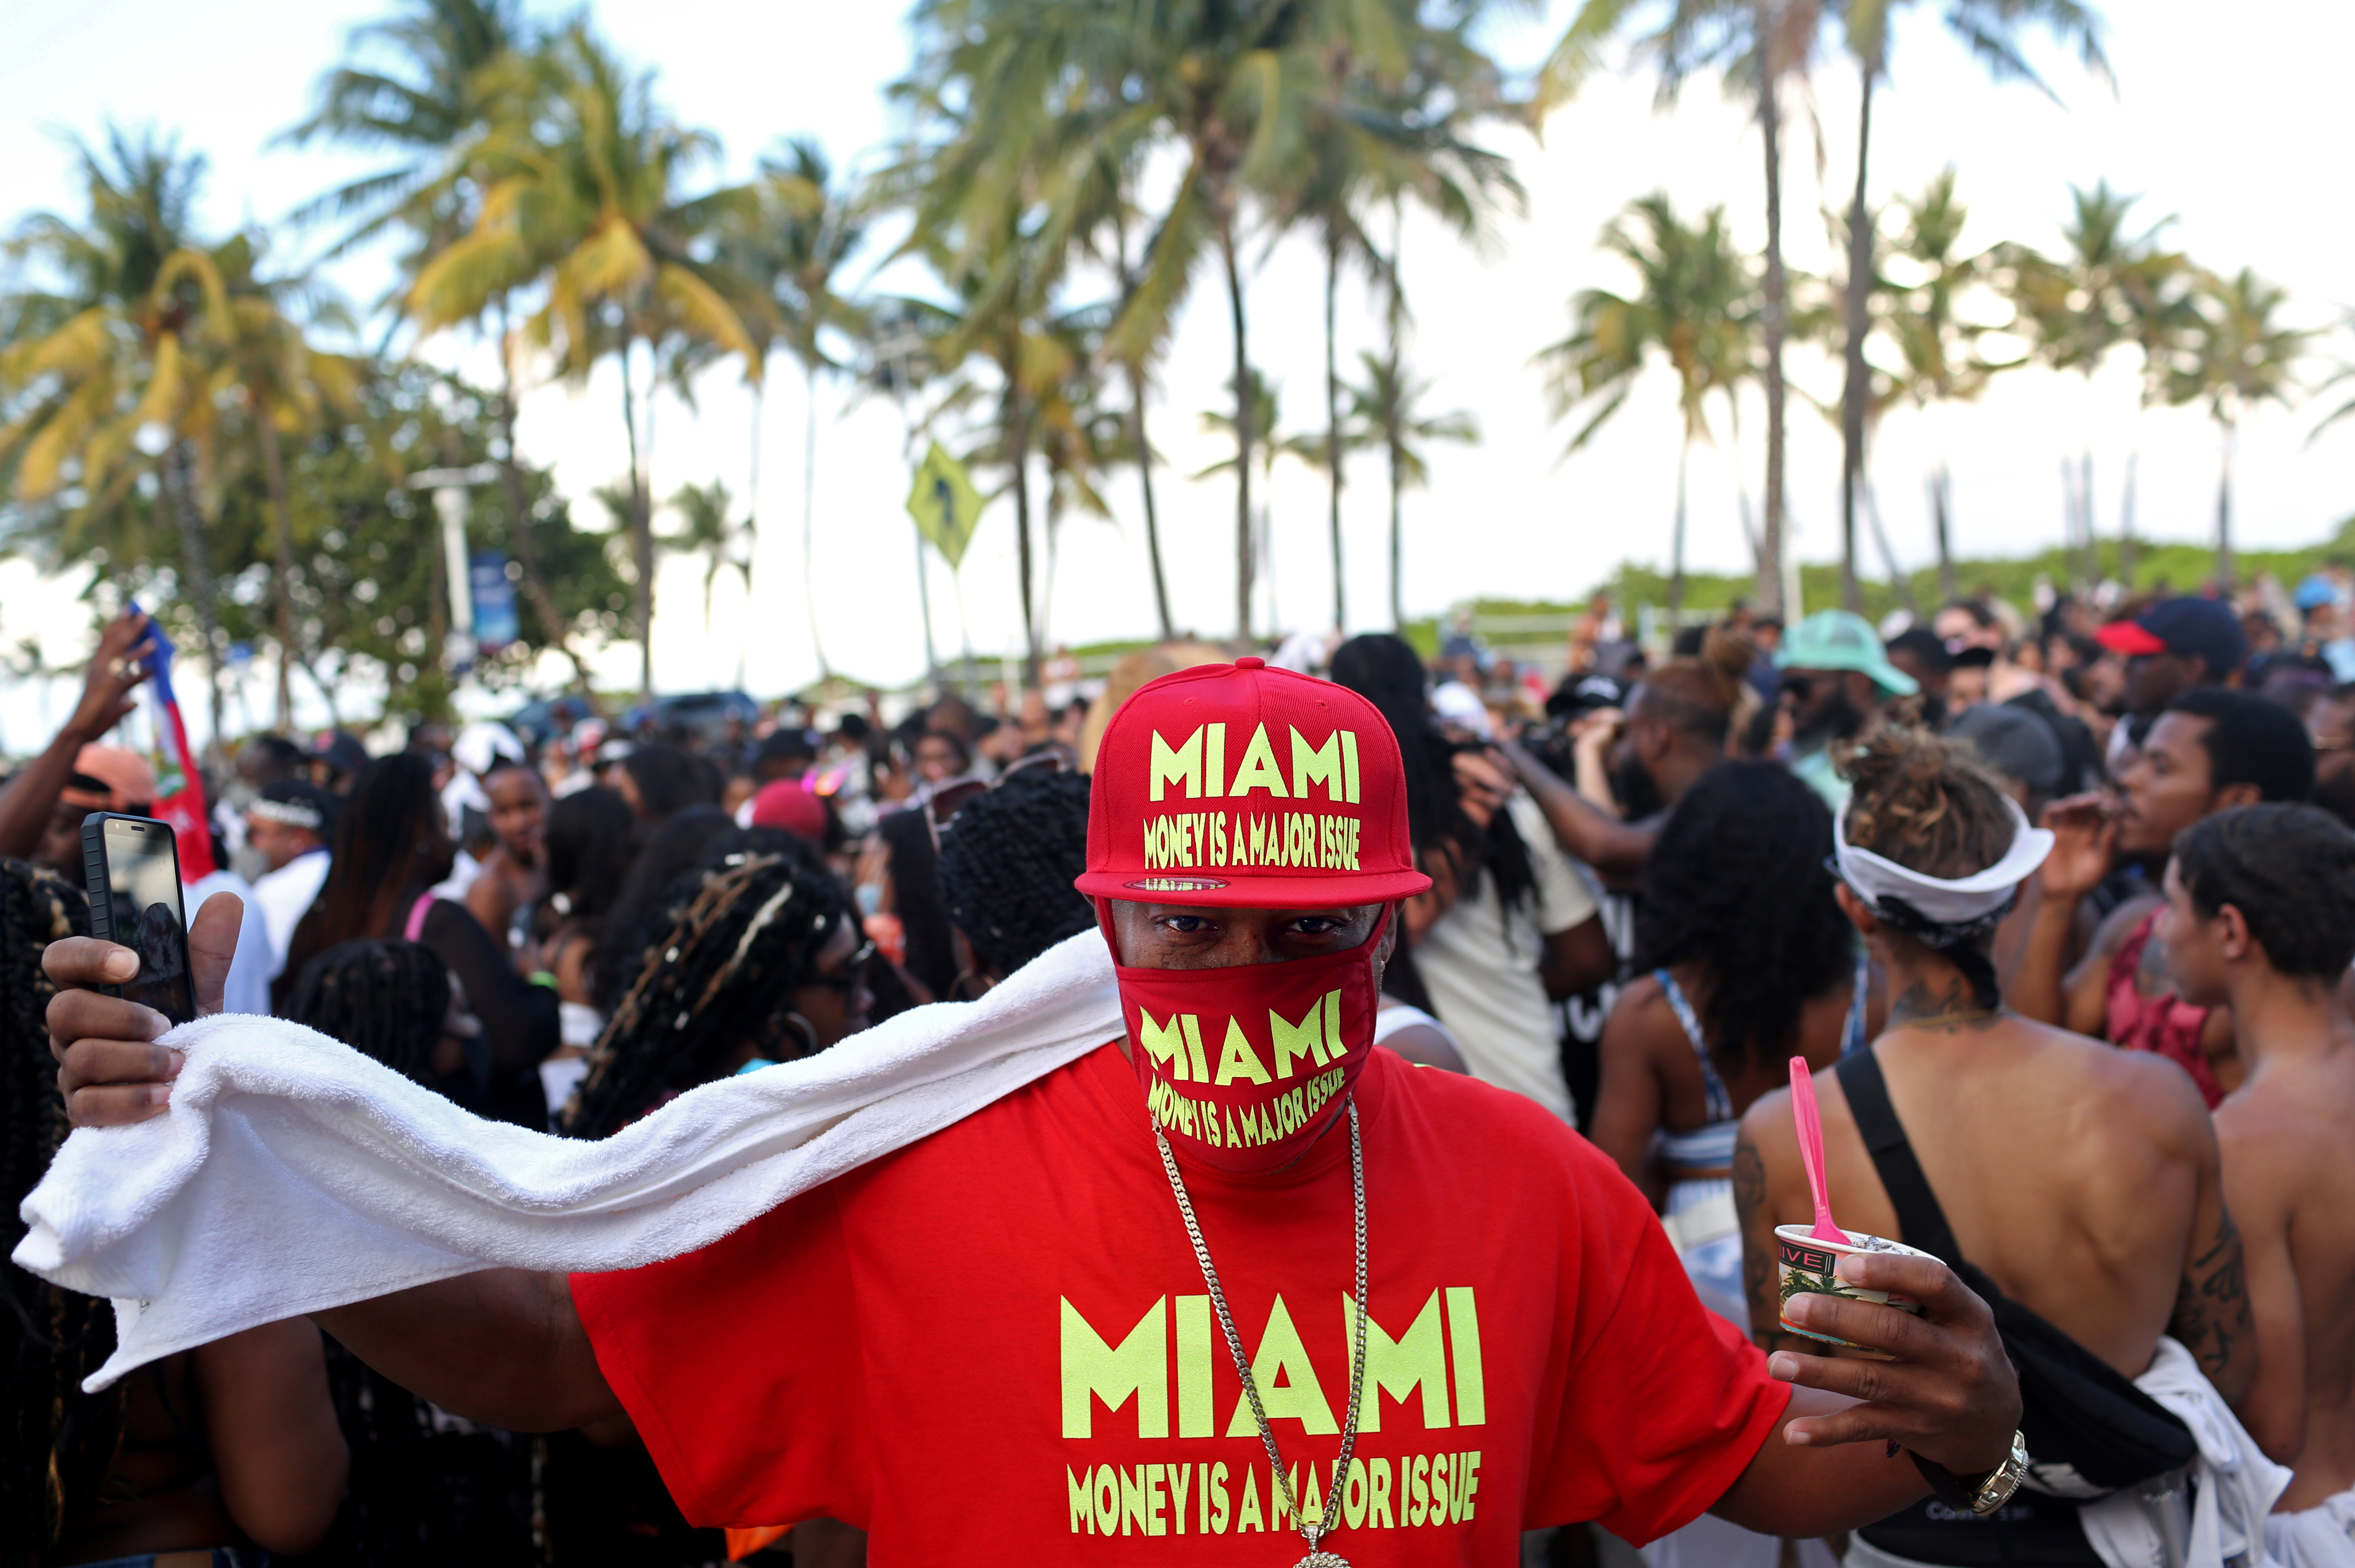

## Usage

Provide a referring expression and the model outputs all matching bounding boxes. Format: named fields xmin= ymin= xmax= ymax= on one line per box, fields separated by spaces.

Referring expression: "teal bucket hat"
xmin=1774 ymin=608 xmax=1921 ymax=698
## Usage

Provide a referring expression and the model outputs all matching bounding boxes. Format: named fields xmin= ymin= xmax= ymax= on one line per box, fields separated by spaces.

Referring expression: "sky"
xmin=3 ymin=0 xmax=2352 ymax=745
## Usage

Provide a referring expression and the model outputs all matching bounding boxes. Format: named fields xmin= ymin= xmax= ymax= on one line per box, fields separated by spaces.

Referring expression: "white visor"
xmin=1833 ymin=795 xmax=2054 ymax=927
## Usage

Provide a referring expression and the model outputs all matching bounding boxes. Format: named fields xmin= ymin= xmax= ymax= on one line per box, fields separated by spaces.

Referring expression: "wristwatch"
xmin=1912 ymin=1430 xmax=2029 ymax=1516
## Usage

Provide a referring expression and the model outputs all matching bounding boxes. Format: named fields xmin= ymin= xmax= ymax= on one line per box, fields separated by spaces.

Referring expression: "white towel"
xmin=16 ymin=929 xmax=1122 ymax=1391
xmin=2078 ymin=1335 xmax=2293 ymax=1568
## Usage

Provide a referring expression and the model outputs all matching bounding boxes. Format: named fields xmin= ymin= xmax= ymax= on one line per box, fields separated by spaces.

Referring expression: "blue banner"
xmin=469 ymin=552 xmax=520 ymax=653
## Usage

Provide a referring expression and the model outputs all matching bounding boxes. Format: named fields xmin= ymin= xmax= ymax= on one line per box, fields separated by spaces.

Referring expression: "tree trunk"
xmin=743 ymin=376 xmax=762 ymax=691
xmin=1670 ymin=432 xmax=1690 ymax=617
xmin=1127 ymin=359 xmax=1175 ymax=642
xmin=1219 ymin=220 xmax=1255 ymax=647
xmin=1839 ymin=64 xmax=1874 ymax=614
xmin=1006 ymin=367 xmax=1040 ymax=687
xmin=1756 ymin=21 xmax=1790 ymax=619
xmin=1325 ymin=225 xmax=1346 ymax=632
xmin=258 ymin=410 xmax=297 ymax=732
xmin=164 ymin=442 xmax=226 ymax=754
xmin=2078 ymin=450 xmax=2095 ymax=589
xmin=619 ymin=333 xmax=655 ymax=704
xmin=803 ymin=361 xmax=832 ymax=681
xmin=2118 ymin=448 xmax=2139 ymax=585
xmin=2214 ymin=418 xmax=2235 ymax=590
xmin=495 ymin=301 xmax=597 ymax=708
xmin=1865 ymin=478 xmax=1917 ymax=613
xmin=1386 ymin=207 xmax=1407 ymax=632
xmin=1930 ymin=464 xmax=1958 ymax=604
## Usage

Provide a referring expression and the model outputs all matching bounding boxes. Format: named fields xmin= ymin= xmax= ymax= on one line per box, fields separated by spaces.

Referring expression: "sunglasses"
xmin=801 ymin=939 xmax=875 ymax=996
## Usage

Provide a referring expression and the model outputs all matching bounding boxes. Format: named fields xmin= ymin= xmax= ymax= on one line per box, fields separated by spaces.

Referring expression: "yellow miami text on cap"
xmin=1149 ymin=724 xmax=1227 ymax=801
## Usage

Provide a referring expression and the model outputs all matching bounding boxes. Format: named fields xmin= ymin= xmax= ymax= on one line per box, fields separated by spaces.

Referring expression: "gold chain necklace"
xmin=1152 ymin=1098 xmax=1369 ymax=1568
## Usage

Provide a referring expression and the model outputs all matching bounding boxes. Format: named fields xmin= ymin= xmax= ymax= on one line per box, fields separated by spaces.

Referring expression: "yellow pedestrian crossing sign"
xmin=906 ymin=441 xmax=982 ymax=570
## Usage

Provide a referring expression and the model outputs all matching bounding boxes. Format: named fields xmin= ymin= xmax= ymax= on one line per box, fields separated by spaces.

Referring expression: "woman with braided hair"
xmin=2 ymin=860 xmax=346 ymax=1566
xmin=565 ymin=834 xmax=870 ymax=1140
xmin=1740 ymin=728 xmax=2256 ymax=1568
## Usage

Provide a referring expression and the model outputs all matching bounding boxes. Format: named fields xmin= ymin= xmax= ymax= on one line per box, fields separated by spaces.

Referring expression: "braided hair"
xmin=1840 ymin=727 xmax=2020 ymax=1007
xmin=1631 ymin=762 xmax=1852 ymax=1076
xmin=283 ymin=940 xmax=453 ymax=1086
xmin=1 ymin=859 xmax=120 ymax=1565
xmin=565 ymin=835 xmax=855 ymax=1139
xmin=937 ymin=769 xmax=1093 ymax=982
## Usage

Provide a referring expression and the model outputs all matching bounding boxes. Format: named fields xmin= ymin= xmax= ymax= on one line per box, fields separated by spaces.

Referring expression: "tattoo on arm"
xmin=1734 ymin=1134 xmax=1803 ymax=1352
xmin=2169 ymin=1209 xmax=2252 ymax=1386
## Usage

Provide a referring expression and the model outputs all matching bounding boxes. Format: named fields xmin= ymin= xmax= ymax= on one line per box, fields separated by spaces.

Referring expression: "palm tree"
xmin=409 ymin=23 xmax=759 ymax=701
xmin=1833 ymin=0 xmax=2108 ymax=608
xmin=1879 ymin=168 xmax=2009 ymax=601
xmin=758 ymin=139 xmax=867 ymax=683
xmin=1545 ymin=0 xmax=1829 ymax=618
xmin=280 ymin=0 xmax=601 ymax=698
xmin=2165 ymin=269 xmax=2311 ymax=589
xmin=664 ymin=478 xmax=752 ymax=665
xmin=2312 ymin=310 xmax=2355 ymax=443
xmin=1340 ymin=348 xmax=1478 ymax=629
xmin=210 ymin=235 xmax=363 ymax=728
xmin=0 ymin=128 xmax=235 ymax=743
xmin=1536 ymin=191 xmax=1755 ymax=615
xmin=1197 ymin=367 xmax=1293 ymax=630
xmin=1999 ymin=180 xmax=2179 ymax=583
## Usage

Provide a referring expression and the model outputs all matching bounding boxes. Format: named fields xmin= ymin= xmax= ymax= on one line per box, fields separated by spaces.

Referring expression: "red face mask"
xmin=1106 ymin=907 xmax=1387 ymax=1175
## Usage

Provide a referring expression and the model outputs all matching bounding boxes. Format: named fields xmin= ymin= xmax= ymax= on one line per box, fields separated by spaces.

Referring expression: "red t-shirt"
xmin=571 ymin=1043 xmax=1786 ymax=1563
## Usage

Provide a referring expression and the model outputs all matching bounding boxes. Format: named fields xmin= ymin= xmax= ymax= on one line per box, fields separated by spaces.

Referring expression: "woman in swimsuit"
xmin=1591 ymin=759 xmax=1877 ymax=1319
xmin=1590 ymin=761 xmax=1875 ymax=1568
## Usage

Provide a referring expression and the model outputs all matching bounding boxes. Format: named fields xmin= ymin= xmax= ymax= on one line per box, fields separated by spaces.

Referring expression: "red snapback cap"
xmin=1077 ymin=657 xmax=1432 ymax=909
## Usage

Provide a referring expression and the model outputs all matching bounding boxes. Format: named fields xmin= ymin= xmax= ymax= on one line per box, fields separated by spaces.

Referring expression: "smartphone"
xmin=81 ymin=811 xmax=198 ymax=1026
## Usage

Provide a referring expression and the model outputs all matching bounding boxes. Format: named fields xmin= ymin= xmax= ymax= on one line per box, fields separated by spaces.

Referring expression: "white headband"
xmin=248 ymin=798 xmax=324 ymax=831
xmin=1833 ymin=794 xmax=2053 ymax=929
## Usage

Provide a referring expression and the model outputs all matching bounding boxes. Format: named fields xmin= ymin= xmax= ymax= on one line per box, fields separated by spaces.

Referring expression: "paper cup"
xmin=1774 ymin=1224 xmax=1938 ymax=1353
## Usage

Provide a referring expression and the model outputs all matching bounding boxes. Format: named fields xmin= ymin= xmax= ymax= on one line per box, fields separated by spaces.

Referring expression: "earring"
xmin=778 ymin=1011 xmax=819 ymax=1059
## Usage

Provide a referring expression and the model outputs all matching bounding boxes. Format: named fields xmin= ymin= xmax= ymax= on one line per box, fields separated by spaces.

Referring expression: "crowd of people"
xmin=4 ymin=573 xmax=2354 ymax=1568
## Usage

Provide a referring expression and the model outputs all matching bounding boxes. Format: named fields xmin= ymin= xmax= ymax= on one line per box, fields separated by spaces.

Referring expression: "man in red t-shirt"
xmin=50 ymin=660 xmax=2024 ymax=1566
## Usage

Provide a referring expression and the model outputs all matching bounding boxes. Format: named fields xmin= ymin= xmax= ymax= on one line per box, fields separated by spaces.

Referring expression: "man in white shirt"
xmin=246 ymin=779 xmax=335 ymax=977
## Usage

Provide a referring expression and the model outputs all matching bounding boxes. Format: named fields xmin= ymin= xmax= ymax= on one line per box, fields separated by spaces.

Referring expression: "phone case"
xmin=80 ymin=814 xmax=115 ymax=954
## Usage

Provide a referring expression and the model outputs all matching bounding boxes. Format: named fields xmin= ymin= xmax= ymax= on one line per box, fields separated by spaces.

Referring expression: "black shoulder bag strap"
xmin=1834 ymin=1048 xmax=1965 ymax=1266
xmin=1831 ymin=1048 xmax=2196 ymax=1493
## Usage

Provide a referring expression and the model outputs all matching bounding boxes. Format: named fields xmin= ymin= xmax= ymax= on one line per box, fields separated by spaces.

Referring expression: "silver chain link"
xmin=1153 ymin=1096 xmax=1368 ymax=1564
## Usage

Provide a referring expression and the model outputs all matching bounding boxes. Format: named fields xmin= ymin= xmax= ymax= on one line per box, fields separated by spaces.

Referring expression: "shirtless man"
xmin=464 ymin=761 xmax=551 ymax=953
xmin=2009 ymin=686 xmax=2314 ymax=1106
xmin=2162 ymin=805 xmax=2355 ymax=1562
xmin=1742 ymin=729 xmax=2252 ymax=1568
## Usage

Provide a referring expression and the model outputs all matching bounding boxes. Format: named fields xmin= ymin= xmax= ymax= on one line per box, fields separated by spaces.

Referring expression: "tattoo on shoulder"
xmin=2169 ymin=1209 xmax=2252 ymax=1384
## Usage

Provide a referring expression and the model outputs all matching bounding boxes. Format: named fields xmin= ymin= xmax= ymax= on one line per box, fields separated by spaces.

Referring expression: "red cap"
xmin=1076 ymin=657 xmax=1431 ymax=909
xmin=749 ymin=779 xmax=829 ymax=843
xmin=2093 ymin=620 xmax=2168 ymax=657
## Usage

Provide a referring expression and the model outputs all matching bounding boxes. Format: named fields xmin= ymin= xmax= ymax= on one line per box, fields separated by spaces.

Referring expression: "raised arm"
xmin=1494 ymin=735 xmax=1658 ymax=885
xmin=2005 ymin=796 xmax=2115 ymax=1032
xmin=0 ymin=610 xmax=152 ymax=859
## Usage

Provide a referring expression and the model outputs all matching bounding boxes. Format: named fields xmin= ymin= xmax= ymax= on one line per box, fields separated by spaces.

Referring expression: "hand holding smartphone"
xmin=81 ymin=811 xmax=198 ymax=1027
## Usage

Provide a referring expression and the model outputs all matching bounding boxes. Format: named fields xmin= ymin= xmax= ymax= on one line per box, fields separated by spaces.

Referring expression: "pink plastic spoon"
xmin=1789 ymin=1056 xmax=1847 ymax=1244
